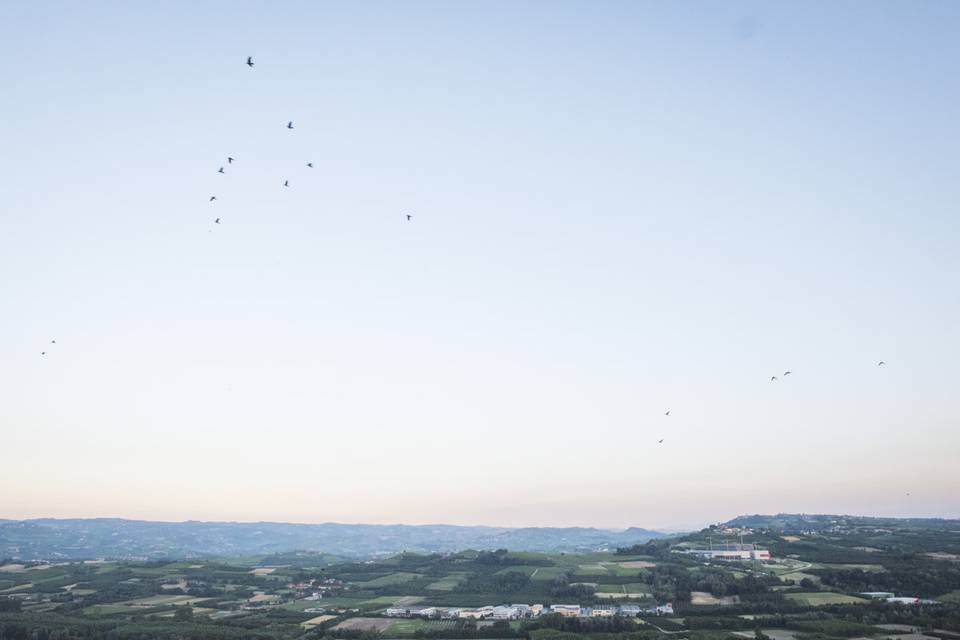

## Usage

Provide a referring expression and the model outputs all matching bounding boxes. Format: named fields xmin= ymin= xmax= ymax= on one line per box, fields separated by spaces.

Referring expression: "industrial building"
xmin=550 ymin=604 xmax=581 ymax=617
xmin=685 ymin=543 xmax=771 ymax=561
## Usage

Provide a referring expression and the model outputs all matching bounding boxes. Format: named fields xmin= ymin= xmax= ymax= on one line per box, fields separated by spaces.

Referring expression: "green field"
xmin=82 ymin=605 xmax=139 ymax=615
xmin=528 ymin=566 xmax=568 ymax=581
xmin=574 ymin=563 xmax=610 ymax=576
xmin=361 ymin=595 xmax=425 ymax=607
xmin=814 ymin=563 xmax=885 ymax=572
xmin=387 ymin=618 xmax=425 ymax=635
xmin=426 ymin=573 xmax=468 ymax=590
xmin=0 ymin=583 xmax=33 ymax=593
xmin=785 ymin=592 xmax=868 ymax=606
xmin=494 ymin=565 xmax=542 ymax=577
xmin=282 ymin=597 xmax=365 ymax=611
xmin=358 ymin=572 xmax=422 ymax=587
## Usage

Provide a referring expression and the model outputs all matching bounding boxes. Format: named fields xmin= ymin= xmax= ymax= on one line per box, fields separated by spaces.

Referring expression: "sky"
xmin=1 ymin=1 xmax=958 ymax=531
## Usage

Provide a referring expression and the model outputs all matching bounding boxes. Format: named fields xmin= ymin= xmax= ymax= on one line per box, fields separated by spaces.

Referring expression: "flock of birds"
xmin=207 ymin=57 xmax=412 ymax=227
xmin=655 ymin=360 xmax=887 ymax=445
xmin=37 ymin=56 xmax=895 ymax=452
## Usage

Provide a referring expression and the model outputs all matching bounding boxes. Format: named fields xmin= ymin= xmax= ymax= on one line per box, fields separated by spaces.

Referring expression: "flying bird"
xmin=209 ymin=196 xmax=217 ymax=202
xmin=783 ymin=371 xmax=792 ymax=376
xmin=306 ymin=162 xmax=313 ymax=168
xmin=51 ymin=340 xmax=56 ymax=344
xmin=406 ymin=214 xmax=412 ymax=221
xmin=218 ymin=167 xmax=225 ymax=174
xmin=41 ymin=351 xmax=46 ymax=356
xmin=658 ymin=439 xmax=664 ymax=444
xmin=877 ymin=361 xmax=886 ymax=366
xmin=246 ymin=56 xmax=254 ymax=68
xmin=770 ymin=376 xmax=778 ymax=382
xmin=665 ymin=410 xmax=670 ymax=416
xmin=287 ymin=121 xmax=294 ymax=129
xmin=215 ymin=218 xmax=221 ymax=224
xmin=227 ymin=157 xmax=235 ymax=164
xmin=283 ymin=180 xmax=289 ymax=187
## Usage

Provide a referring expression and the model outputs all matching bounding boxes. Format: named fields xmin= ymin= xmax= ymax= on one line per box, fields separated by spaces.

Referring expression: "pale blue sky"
xmin=1 ymin=1 xmax=958 ymax=529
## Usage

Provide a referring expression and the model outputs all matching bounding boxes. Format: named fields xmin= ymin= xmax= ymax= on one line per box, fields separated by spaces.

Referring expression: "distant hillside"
xmin=724 ymin=513 xmax=960 ymax=532
xmin=0 ymin=518 xmax=667 ymax=560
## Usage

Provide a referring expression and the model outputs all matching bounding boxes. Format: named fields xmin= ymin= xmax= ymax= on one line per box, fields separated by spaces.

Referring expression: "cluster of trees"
xmin=0 ymin=600 xmax=21 ymax=613
xmin=615 ymin=541 xmax=672 ymax=559
xmin=522 ymin=613 xmax=642 ymax=634
xmin=811 ymin=602 xmax=960 ymax=633
xmin=812 ymin=565 xmax=960 ymax=598
xmin=456 ymin=570 xmax=531 ymax=594
xmin=0 ymin=613 xmax=301 ymax=640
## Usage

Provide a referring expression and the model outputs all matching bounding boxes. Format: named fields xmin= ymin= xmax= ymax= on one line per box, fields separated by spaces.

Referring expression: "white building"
xmin=550 ymin=604 xmax=581 ymax=617
xmin=686 ymin=543 xmax=771 ymax=561
xmin=492 ymin=606 xmax=521 ymax=620
xmin=386 ymin=606 xmax=437 ymax=618
xmin=592 ymin=605 xmax=615 ymax=617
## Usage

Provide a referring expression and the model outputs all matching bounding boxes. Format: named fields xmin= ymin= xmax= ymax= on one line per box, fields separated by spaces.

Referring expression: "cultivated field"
xmin=780 ymin=571 xmax=822 ymax=585
xmin=529 ymin=566 xmax=569 ymax=580
xmin=785 ymin=592 xmax=868 ymax=606
xmin=927 ymin=552 xmax=960 ymax=562
xmin=333 ymin=617 xmax=396 ymax=632
xmin=614 ymin=560 xmax=657 ymax=569
xmin=690 ymin=591 xmax=740 ymax=605
xmin=427 ymin=573 xmax=467 ymax=590
xmin=124 ymin=595 xmax=211 ymax=607
xmin=300 ymin=614 xmax=336 ymax=628
xmin=0 ymin=564 xmax=28 ymax=573
xmin=360 ymin=571 xmax=421 ymax=587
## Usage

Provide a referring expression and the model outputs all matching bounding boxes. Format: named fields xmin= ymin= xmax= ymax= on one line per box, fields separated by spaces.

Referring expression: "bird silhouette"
xmin=783 ymin=371 xmax=792 ymax=376
xmin=218 ymin=167 xmax=225 ymax=174
xmin=406 ymin=214 xmax=412 ymax=221
xmin=287 ymin=121 xmax=294 ymax=129
xmin=215 ymin=218 xmax=221 ymax=224
xmin=658 ymin=439 xmax=664 ymax=444
xmin=283 ymin=180 xmax=289 ymax=187
xmin=209 ymin=196 xmax=217 ymax=202
xmin=878 ymin=361 xmax=886 ymax=366
xmin=665 ymin=410 xmax=670 ymax=416
xmin=770 ymin=376 xmax=778 ymax=382
xmin=246 ymin=56 xmax=254 ymax=68
xmin=41 ymin=351 xmax=46 ymax=356
xmin=306 ymin=162 xmax=314 ymax=168
xmin=227 ymin=157 xmax=235 ymax=164
xmin=51 ymin=340 xmax=56 ymax=344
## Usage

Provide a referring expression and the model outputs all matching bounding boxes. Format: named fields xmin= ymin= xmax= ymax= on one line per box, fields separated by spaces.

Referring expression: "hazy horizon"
xmin=4 ymin=510 xmax=957 ymax=535
xmin=3 ymin=1 xmax=959 ymax=530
